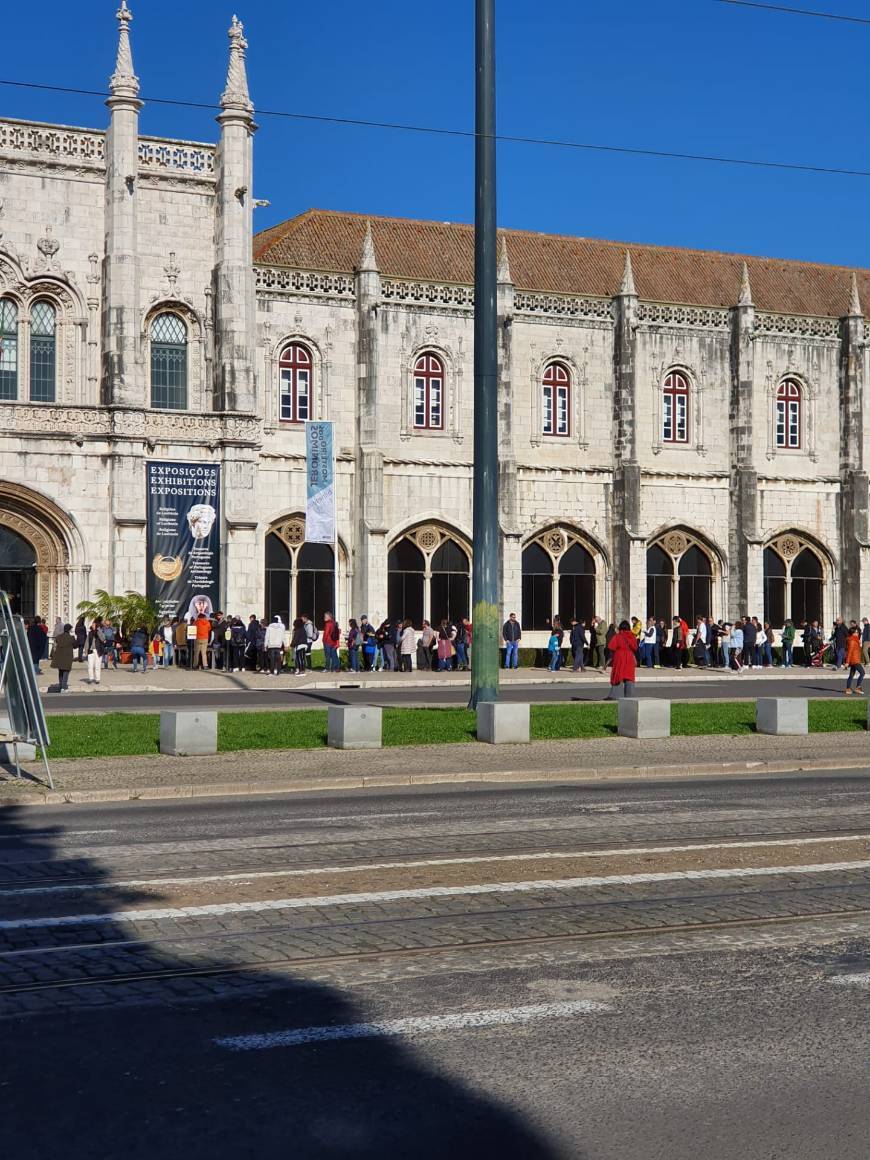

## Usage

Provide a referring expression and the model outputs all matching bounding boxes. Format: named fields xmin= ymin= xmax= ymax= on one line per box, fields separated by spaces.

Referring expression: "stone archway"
xmin=0 ymin=483 xmax=84 ymax=622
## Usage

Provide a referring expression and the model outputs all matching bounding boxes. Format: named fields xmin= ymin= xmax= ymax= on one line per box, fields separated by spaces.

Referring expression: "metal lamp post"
xmin=470 ymin=0 xmax=500 ymax=709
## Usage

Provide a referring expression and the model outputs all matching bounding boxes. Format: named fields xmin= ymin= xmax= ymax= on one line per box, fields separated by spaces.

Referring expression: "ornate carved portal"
xmin=0 ymin=484 xmax=75 ymax=622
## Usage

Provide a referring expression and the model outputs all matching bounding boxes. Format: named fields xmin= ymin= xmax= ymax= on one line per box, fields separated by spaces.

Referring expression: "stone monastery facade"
xmin=0 ymin=4 xmax=868 ymax=640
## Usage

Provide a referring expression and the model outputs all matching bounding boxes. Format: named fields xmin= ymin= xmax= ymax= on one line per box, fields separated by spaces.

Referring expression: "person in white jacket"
xmin=264 ymin=616 xmax=286 ymax=676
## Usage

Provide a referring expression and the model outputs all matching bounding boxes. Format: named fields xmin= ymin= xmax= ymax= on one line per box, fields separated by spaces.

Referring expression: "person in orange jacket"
xmin=844 ymin=625 xmax=865 ymax=695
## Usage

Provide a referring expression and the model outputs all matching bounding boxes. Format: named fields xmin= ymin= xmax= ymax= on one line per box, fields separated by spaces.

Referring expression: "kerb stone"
xmin=756 ymin=698 xmax=808 ymax=735
xmin=0 ymin=716 xmax=36 ymax=762
xmin=476 ymin=702 xmax=530 ymax=744
xmin=618 ymin=699 xmax=671 ymax=739
xmin=159 ymin=710 xmax=218 ymax=756
xmin=328 ymin=706 xmax=382 ymax=750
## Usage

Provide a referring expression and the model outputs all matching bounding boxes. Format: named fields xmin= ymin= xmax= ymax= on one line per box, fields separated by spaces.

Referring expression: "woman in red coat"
xmin=606 ymin=620 xmax=639 ymax=699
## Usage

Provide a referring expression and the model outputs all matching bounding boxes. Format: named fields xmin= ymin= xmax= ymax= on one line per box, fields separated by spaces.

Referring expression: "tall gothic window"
xmin=150 ymin=313 xmax=188 ymax=410
xmin=542 ymin=361 xmax=570 ymax=436
xmin=522 ymin=530 xmax=599 ymax=630
xmin=0 ymin=299 xmax=18 ymax=402
xmin=387 ymin=528 xmax=469 ymax=626
xmin=646 ymin=533 xmax=713 ymax=622
xmin=29 ymin=300 xmax=56 ymax=403
xmin=763 ymin=538 xmax=824 ymax=626
xmin=775 ymin=378 xmax=802 ymax=449
xmin=279 ymin=343 xmax=311 ymax=423
xmin=662 ymin=370 xmax=690 ymax=444
xmin=413 ymin=353 xmax=444 ymax=430
xmin=265 ymin=532 xmax=335 ymax=626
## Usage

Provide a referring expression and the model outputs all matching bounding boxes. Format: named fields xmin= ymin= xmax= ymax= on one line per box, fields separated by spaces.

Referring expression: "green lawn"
xmin=39 ymin=699 xmax=870 ymax=760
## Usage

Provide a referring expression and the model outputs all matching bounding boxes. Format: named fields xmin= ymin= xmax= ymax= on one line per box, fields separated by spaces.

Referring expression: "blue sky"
xmin=4 ymin=1 xmax=870 ymax=266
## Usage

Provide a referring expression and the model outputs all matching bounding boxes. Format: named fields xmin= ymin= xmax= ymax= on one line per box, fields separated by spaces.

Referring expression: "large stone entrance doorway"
xmin=0 ymin=525 xmax=37 ymax=617
xmin=0 ymin=484 xmax=87 ymax=624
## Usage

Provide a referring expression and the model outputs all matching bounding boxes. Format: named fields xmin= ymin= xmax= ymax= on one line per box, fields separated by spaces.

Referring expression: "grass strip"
xmin=38 ymin=699 xmax=870 ymax=760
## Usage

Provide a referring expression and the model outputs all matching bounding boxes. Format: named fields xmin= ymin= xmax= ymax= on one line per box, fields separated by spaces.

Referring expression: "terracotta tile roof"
xmin=254 ymin=209 xmax=867 ymax=318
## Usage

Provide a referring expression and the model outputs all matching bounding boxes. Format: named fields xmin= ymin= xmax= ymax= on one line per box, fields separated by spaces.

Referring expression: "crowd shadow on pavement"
xmin=0 ymin=805 xmax=569 ymax=1160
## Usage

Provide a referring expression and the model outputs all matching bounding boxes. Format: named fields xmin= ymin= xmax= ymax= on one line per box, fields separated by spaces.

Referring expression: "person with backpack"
xmin=437 ymin=619 xmax=456 ymax=671
xmin=546 ymin=623 xmax=561 ymax=672
xmin=291 ymin=617 xmax=308 ymax=675
xmin=322 ymin=612 xmax=341 ymax=672
xmin=302 ymin=615 xmax=318 ymax=670
xmin=230 ymin=617 xmax=247 ymax=672
xmin=375 ymin=619 xmax=390 ymax=671
xmin=360 ymin=616 xmax=376 ymax=671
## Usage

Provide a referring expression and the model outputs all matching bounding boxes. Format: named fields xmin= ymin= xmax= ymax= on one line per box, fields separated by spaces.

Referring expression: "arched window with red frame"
xmin=413 ymin=353 xmax=444 ymax=430
xmin=662 ymin=370 xmax=690 ymax=444
xmin=279 ymin=343 xmax=312 ymax=423
xmin=542 ymin=361 xmax=571 ymax=436
xmin=775 ymin=378 xmax=802 ymax=449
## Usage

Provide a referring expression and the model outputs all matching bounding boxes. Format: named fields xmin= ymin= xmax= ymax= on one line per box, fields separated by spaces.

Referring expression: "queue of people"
xmin=28 ymin=607 xmax=870 ymax=695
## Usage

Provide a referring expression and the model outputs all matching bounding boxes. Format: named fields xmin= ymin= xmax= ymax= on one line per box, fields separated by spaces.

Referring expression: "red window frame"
xmin=279 ymin=343 xmax=311 ymax=423
xmin=542 ymin=362 xmax=571 ymax=436
xmin=775 ymin=378 xmax=802 ymax=449
xmin=662 ymin=370 xmax=690 ymax=444
xmin=413 ymin=353 xmax=444 ymax=430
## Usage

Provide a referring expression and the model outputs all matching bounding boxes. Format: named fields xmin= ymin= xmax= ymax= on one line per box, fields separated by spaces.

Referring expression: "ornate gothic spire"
xmin=849 ymin=271 xmax=862 ymax=317
xmin=221 ymin=15 xmax=254 ymax=114
xmin=738 ymin=261 xmax=753 ymax=307
xmin=109 ymin=1 xmax=140 ymax=99
xmin=618 ymin=250 xmax=636 ymax=297
xmin=497 ymin=234 xmax=512 ymax=283
xmin=358 ymin=219 xmax=379 ymax=273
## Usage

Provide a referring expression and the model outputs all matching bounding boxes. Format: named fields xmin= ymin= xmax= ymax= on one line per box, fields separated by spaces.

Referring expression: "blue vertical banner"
xmin=305 ymin=421 xmax=335 ymax=544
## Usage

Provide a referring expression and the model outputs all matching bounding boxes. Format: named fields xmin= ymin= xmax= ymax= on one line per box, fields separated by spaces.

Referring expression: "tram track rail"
xmin=2 ymin=875 xmax=870 ymax=997
xmin=2 ymin=822 xmax=870 ymax=893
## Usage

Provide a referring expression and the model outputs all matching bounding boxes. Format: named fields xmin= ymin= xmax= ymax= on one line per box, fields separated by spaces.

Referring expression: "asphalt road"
xmin=40 ymin=673 xmax=848 ymax=715
xmin=2 ymin=775 xmax=870 ymax=1157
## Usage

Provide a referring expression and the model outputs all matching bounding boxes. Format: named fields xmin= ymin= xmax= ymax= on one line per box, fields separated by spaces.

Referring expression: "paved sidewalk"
xmin=34 ymin=660 xmax=842 ymax=697
xmin=2 ymin=730 xmax=867 ymax=806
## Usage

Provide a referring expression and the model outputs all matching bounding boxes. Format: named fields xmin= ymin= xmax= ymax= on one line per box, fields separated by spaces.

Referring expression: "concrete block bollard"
xmin=476 ymin=702 xmax=530 ymax=744
xmin=0 ymin=716 xmax=36 ymax=762
xmin=327 ymin=705 xmax=382 ymax=750
xmin=159 ymin=710 xmax=218 ymax=756
xmin=617 ymin=699 xmax=671 ymax=739
xmin=756 ymin=698 xmax=808 ymax=736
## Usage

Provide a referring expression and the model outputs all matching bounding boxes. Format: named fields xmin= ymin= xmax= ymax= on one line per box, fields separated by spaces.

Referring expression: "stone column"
xmin=102 ymin=1 xmax=143 ymax=408
xmin=353 ymin=222 xmax=386 ymax=618
xmin=611 ymin=251 xmax=641 ymax=619
xmin=728 ymin=262 xmax=759 ymax=620
xmin=497 ymin=235 xmax=519 ymax=616
xmin=840 ymin=273 xmax=869 ymax=619
xmin=213 ymin=16 xmax=257 ymax=414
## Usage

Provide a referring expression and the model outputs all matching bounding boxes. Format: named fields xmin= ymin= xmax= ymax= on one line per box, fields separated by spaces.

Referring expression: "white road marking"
xmin=828 ymin=972 xmax=870 ymax=987
xmin=5 ymin=858 xmax=870 ymax=932
xmin=5 ymin=832 xmax=867 ymax=898
xmin=213 ymin=999 xmax=615 ymax=1052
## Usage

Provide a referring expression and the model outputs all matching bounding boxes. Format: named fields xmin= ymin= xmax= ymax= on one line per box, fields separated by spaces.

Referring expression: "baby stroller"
xmin=809 ymin=643 xmax=831 ymax=668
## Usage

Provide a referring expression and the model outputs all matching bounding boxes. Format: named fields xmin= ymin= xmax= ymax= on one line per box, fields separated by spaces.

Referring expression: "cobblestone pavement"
xmin=3 ymin=777 xmax=870 ymax=1157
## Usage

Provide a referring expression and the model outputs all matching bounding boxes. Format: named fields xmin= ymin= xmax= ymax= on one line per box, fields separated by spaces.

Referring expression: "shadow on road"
xmin=0 ymin=805 xmax=567 ymax=1159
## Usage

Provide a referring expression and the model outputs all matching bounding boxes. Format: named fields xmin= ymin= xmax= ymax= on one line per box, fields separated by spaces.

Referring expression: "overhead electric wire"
xmin=2 ymin=75 xmax=870 ymax=179
xmin=713 ymin=0 xmax=870 ymax=25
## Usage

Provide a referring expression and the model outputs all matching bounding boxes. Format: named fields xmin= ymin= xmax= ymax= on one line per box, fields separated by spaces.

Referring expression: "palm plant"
xmin=77 ymin=589 xmax=160 ymax=634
